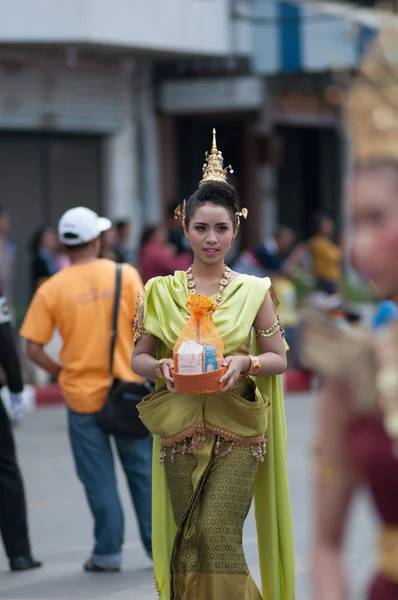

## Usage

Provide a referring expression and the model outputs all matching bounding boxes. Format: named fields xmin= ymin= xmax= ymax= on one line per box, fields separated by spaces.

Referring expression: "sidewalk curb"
xmin=28 ymin=370 xmax=313 ymax=409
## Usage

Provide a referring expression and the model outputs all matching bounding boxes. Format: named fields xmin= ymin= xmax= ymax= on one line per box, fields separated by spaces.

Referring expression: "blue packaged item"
xmin=203 ymin=345 xmax=218 ymax=373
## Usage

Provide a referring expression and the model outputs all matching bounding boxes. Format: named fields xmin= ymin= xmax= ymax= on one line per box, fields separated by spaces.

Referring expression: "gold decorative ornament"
xmin=346 ymin=27 xmax=398 ymax=164
xmin=299 ymin=307 xmax=398 ymax=453
xmin=234 ymin=208 xmax=248 ymax=228
xmin=158 ymin=421 xmax=267 ymax=465
xmin=246 ymin=355 xmax=261 ymax=376
xmin=200 ymin=128 xmax=234 ymax=186
xmin=132 ymin=292 xmax=154 ymax=345
xmin=255 ymin=319 xmax=285 ymax=339
xmin=132 ymin=292 xmax=144 ymax=345
xmin=186 ymin=264 xmax=231 ymax=307
xmin=155 ymin=358 xmax=168 ymax=381
xmin=174 ymin=200 xmax=187 ymax=229
xmin=174 ymin=130 xmax=248 ymax=231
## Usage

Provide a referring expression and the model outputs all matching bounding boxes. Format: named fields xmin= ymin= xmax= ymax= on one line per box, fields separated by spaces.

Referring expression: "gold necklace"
xmin=186 ymin=264 xmax=232 ymax=307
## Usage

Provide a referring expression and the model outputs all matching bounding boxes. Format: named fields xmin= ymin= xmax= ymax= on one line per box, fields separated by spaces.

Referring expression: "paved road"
xmin=0 ymin=393 xmax=377 ymax=599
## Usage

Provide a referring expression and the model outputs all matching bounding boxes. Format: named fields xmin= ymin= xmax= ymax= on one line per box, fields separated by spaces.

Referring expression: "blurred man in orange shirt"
xmin=20 ymin=207 xmax=152 ymax=572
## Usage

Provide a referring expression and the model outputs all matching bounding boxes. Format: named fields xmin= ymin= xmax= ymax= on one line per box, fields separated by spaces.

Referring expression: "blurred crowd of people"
xmin=0 ymin=201 xmax=346 ymax=326
xmin=0 ymin=201 xmax=346 ymax=375
xmin=27 ymin=207 xmax=193 ymax=296
xmin=233 ymin=211 xmax=344 ymax=363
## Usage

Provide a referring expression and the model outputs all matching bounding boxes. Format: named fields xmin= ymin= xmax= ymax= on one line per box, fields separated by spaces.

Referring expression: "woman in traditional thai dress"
xmin=131 ymin=130 xmax=295 ymax=600
xmin=300 ymin=28 xmax=398 ymax=600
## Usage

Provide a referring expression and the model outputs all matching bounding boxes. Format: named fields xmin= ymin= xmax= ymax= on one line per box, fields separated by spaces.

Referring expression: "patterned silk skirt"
xmin=165 ymin=432 xmax=263 ymax=600
xmin=138 ymin=378 xmax=270 ymax=600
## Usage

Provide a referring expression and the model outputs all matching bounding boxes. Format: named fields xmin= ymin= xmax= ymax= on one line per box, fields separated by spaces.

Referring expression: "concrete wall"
xmin=104 ymin=60 xmax=161 ymax=233
xmin=0 ymin=0 xmax=232 ymax=56
xmin=103 ymin=64 xmax=139 ymax=225
xmin=0 ymin=61 xmax=125 ymax=132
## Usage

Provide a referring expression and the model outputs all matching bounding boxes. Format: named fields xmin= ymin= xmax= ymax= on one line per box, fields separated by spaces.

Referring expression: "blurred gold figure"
xmin=302 ymin=27 xmax=398 ymax=600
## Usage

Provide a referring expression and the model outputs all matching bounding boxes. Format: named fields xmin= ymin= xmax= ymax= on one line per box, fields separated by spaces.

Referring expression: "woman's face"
xmin=187 ymin=203 xmax=235 ymax=265
xmin=351 ymin=166 xmax=398 ymax=299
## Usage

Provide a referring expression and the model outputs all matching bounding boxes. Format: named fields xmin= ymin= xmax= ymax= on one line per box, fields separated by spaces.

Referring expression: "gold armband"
xmin=255 ymin=319 xmax=285 ymax=339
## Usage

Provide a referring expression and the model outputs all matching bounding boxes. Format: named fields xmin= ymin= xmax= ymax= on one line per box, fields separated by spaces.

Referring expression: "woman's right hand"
xmin=161 ymin=359 xmax=175 ymax=392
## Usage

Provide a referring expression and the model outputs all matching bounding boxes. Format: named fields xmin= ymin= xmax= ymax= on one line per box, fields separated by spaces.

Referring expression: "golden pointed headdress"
xmin=174 ymin=128 xmax=248 ymax=228
xmin=347 ymin=27 xmax=398 ymax=165
xmin=199 ymin=128 xmax=234 ymax=186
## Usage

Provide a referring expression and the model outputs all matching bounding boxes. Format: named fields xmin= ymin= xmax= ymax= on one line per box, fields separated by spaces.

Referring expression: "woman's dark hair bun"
xmin=185 ymin=181 xmax=240 ymax=227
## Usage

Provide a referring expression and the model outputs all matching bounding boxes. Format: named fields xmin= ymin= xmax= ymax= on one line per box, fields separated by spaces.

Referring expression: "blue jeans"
xmin=67 ymin=409 xmax=152 ymax=568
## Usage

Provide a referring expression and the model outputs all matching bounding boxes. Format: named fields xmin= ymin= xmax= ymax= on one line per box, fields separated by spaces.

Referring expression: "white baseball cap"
xmin=58 ymin=207 xmax=112 ymax=246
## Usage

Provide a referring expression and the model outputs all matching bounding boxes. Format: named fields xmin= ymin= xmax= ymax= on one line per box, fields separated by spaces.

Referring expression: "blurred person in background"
xmin=138 ymin=225 xmax=191 ymax=284
xmin=114 ymin=220 xmax=134 ymax=264
xmin=0 ymin=207 xmax=16 ymax=306
xmin=234 ymin=226 xmax=303 ymax=279
xmin=20 ymin=207 xmax=152 ymax=572
xmin=234 ymin=227 xmax=303 ymax=360
xmin=300 ymin=30 xmax=398 ymax=600
xmin=232 ymin=245 xmax=266 ymax=277
xmin=0 ymin=292 xmax=42 ymax=572
xmin=272 ymin=276 xmax=298 ymax=365
xmin=309 ymin=212 xmax=342 ymax=295
xmin=30 ymin=226 xmax=59 ymax=293
xmin=100 ymin=225 xmax=118 ymax=262
xmin=255 ymin=227 xmax=304 ymax=365
xmin=254 ymin=226 xmax=297 ymax=276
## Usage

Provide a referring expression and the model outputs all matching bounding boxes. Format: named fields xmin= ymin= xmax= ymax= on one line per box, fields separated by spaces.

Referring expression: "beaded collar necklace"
xmin=186 ymin=265 xmax=232 ymax=307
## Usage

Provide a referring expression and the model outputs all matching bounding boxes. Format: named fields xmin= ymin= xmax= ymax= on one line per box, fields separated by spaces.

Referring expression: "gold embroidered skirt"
xmin=138 ymin=379 xmax=270 ymax=600
xmin=167 ymin=432 xmax=262 ymax=600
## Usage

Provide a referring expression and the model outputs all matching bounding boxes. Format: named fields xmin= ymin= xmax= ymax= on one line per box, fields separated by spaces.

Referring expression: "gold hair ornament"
xmin=235 ymin=208 xmax=248 ymax=228
xmin=200 ymin=128 xmax=234 ymax=186
xmin=174 ymin=200 xmax=187 ymax=229
xmin=174 ymin=130 xmax=248 ymax=230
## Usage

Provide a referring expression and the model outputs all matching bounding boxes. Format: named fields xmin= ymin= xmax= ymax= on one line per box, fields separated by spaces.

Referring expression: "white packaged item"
xmin=176 ymin=341 xmax=203 ymax=375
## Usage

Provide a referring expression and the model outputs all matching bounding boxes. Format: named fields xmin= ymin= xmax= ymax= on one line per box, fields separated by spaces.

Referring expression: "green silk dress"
xmin=137 ymin=271 xmax=295 ymax=600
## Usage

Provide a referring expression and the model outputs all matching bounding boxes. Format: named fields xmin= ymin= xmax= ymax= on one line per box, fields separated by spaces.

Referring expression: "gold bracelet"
xmin=247 ymin=355 xmax=261 ymax=376
xmin=155 ymin=358 xmax=168 ymax=381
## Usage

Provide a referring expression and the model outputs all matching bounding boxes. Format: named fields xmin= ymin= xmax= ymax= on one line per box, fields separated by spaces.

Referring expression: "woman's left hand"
xmin=219 ymin=355 xmax=250 ymax=392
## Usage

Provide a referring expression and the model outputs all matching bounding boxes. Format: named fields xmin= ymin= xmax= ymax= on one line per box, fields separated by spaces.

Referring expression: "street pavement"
xmin=0 ymin=392 xmax=377 ymax=599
